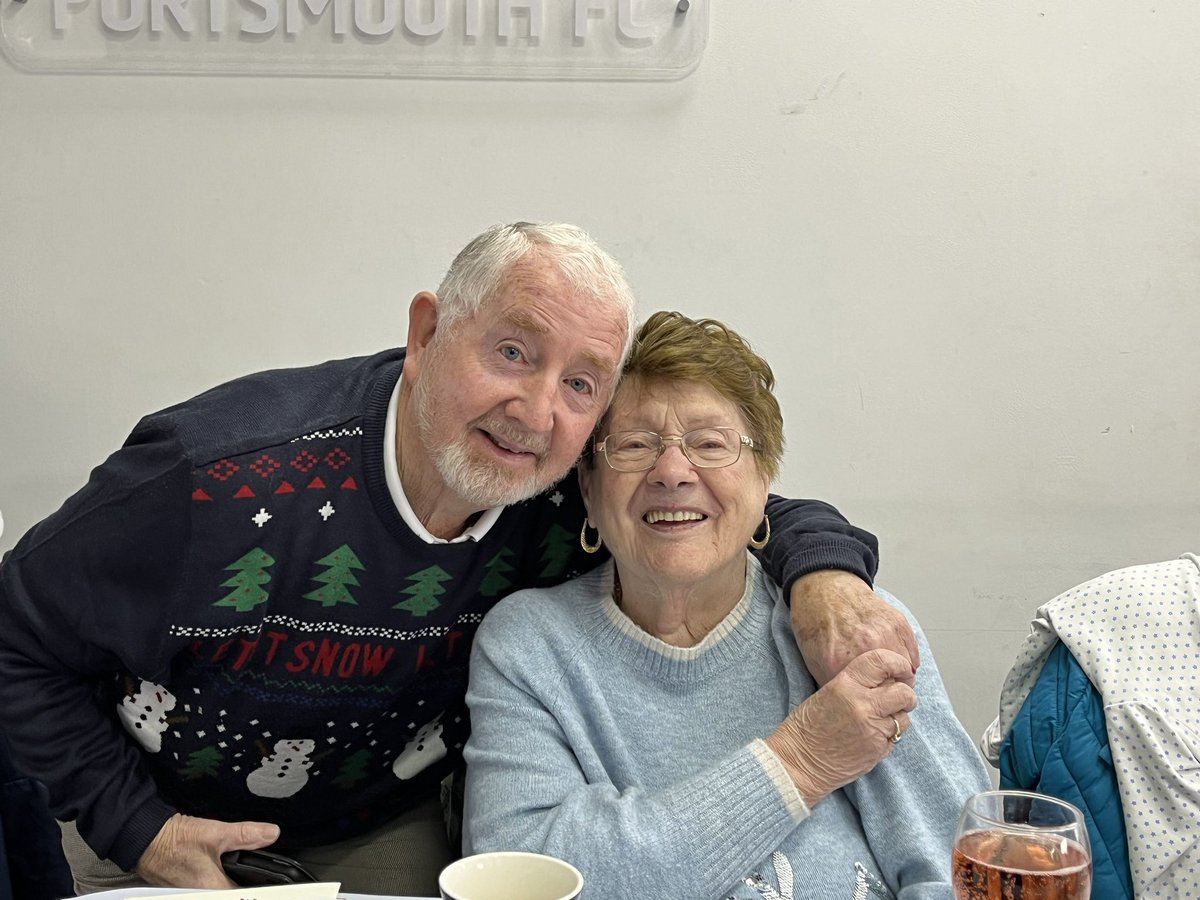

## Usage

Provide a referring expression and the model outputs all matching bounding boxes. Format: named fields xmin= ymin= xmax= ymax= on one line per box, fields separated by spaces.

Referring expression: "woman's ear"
xmin=577 ymin=462 xmax=594 ymax=516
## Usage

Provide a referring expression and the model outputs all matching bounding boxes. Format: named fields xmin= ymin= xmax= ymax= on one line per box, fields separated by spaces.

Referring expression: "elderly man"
xmin=0 ymin=222 xmax=914 ymax=895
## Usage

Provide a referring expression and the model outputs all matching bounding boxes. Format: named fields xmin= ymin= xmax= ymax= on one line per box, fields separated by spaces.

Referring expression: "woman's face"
xmin=580 ymin=378 xmax=771 ymax=594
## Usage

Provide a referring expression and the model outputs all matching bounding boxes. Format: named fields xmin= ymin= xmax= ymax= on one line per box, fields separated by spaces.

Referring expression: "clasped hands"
xmin=764 ymin=570 xmax=920 ymax=808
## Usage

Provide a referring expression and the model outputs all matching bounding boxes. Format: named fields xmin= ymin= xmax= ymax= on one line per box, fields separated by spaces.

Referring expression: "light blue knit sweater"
xmin=463 ymin=555 xmax=990 ymax=899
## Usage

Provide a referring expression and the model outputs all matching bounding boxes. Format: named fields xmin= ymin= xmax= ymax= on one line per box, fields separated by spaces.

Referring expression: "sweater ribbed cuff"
xmin=779 ymin=541 xmax=875 ymax=597
xmin=750 ymin=738 xmax=809 ymax=823
xmin=661 ymin=743 xmax=808 ymax=893
xmin=106 ymin=796 xmax=177 ymax=872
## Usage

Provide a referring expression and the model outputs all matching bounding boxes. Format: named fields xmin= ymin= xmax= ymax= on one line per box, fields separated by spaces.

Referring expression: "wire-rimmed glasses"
xmin=591 ymin=426 xmax=756 ymax=472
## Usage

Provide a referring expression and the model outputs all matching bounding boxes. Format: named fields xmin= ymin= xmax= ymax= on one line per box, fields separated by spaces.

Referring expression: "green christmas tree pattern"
xmin=304 ymin=544 xmax=364 ymax=607
xmin=479 ymin=547 xmax=516 ymax=598
xmin=214 ymin=547 xmax=275 ymax=611
xmin=538 ymin=523 xmax=574 ymax=578
xmin=180 ymin=746 xmax=223 ymax=780
xmin=394 ymin=565 xmax=451 ymax=617
xmin=333 ymin=749 xmax=372 ymax=788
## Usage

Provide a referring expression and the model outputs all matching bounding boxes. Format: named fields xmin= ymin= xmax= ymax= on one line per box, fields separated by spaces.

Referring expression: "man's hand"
xmin=136 ymin=812 xmax=281 ymax=888
xmin=790 ymin=569 xmax=920 ymax=686
xmin=765 ymin=648 xmax=917 ymax=807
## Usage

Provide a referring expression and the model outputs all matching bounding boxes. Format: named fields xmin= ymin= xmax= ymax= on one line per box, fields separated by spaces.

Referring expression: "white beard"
xmin=413 ymin=377 xmax=559 ymax=509
xmin=427 ymin=435 xmax=545 ymax=508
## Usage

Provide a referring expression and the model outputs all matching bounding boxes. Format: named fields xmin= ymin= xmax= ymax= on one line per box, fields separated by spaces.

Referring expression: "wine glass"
xmin=952 ymin=790 xmax=1092 ymax=899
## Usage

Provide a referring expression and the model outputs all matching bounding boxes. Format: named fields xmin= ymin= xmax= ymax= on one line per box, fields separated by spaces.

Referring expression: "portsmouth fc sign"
xmin=0 ymin=0 xmax=707 ymax=78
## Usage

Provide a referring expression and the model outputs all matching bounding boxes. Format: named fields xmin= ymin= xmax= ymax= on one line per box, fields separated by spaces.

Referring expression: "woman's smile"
xmin=642 ymin=509 xmax=707 ymax=526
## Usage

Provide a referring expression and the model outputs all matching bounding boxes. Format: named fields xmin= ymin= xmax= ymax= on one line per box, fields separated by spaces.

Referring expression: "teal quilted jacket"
xmin=998 ymin=640 xmax=1133 ymax=899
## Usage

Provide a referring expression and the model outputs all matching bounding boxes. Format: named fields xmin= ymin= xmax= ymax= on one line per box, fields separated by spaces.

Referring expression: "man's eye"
xmin=566 ymin=377 xmax=591 ymax=394
xmin=499 ymin=346 xmax=523 ymax=362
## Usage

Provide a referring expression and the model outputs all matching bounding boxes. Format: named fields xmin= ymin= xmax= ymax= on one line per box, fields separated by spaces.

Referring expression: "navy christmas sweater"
xmin=0 ymin=349 xmax=878 ymax=871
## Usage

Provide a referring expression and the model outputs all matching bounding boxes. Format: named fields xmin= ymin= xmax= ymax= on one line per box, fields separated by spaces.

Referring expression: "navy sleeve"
xmin=0 ymin=421 xmax=190 ymax=870
xmin=759 ymin=495 xmax=879 ymax=592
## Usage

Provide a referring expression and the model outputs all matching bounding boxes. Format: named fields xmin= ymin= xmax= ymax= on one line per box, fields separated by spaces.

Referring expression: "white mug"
xmin=439 ymin=851 xmax=584 ymax=900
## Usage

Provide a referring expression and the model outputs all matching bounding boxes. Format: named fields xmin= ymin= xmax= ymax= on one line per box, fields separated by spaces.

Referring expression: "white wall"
xmin=2 ymin=1 xmax=1198 ymax=761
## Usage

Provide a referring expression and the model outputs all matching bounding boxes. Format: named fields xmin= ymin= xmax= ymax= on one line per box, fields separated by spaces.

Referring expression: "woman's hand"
xmin=790 ymin=570 xmax=920 ymax=685
xmin=135 ymin=812 xmax=280 ymax=888
xmin=765 ymin=648 xmax=917 ymax=808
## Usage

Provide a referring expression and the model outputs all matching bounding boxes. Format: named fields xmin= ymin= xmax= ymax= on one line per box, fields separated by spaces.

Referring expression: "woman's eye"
xmin=499 ymin=346 xmax=522 ymax=362
xmin=566 ymin=377 xmax=591 ymax=394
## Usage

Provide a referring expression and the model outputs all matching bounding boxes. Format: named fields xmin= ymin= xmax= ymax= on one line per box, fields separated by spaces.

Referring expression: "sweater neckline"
xmin=588 ymin=555 xmax=775 ymax=682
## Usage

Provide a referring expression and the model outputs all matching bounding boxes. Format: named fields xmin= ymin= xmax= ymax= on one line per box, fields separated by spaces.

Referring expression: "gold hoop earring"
xmin=580 ymin=519 xmax=603 ymax=554
xmin=748 ymin=514 xmax=771 ymax=550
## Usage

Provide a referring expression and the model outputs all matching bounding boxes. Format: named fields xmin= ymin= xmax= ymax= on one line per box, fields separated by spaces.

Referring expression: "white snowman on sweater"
xmin=117 ymin=679 xmax=178 ymax=753
xmin=392 ymin=715 xmax=447 ymax=780
xmin=246 ymin=738 xmax=317 ymax=798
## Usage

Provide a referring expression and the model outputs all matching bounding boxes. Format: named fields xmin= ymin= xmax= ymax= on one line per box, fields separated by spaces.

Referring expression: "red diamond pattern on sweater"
xmin=325 ymin=447 xmax=352 ymax=470
xmin=207 ymin=459 xmax=239 ymax=481
xmin=291 ymin=450 xmax=319 ymax=473
xmin=250 ymin=454 xmax=282 ymax=478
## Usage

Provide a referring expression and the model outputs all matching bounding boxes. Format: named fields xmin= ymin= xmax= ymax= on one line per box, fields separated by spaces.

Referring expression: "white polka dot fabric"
xmin=981 ymin=553 xmax=1200 ymax=897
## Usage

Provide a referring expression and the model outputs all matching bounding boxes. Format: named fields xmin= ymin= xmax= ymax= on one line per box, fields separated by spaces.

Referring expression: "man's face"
xmin=410 ymin=259 xmax=627 ymax=509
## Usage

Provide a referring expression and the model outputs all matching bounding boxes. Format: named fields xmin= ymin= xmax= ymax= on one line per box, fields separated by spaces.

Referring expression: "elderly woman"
xmin=462 ymin=312 xmax=990 ymax=899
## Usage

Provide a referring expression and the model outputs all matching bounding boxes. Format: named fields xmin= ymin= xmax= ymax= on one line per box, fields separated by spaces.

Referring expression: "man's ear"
xmin=403 ymin=291 xmax=439 ymax=380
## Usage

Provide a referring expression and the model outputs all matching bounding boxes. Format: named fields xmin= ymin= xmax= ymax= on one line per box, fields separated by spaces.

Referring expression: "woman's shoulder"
xmin=477 ymin=565 xmax=611 ymax=644
xmin=470 ymin=568 xmax=612 ymax=689
xmin=870 ymin=586 xmax=952 ymax=692
xmin=872 ymin=585 xmax=925 ymax=633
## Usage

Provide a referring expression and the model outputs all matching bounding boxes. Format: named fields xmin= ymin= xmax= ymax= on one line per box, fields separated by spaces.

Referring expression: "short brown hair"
xmin=592 ymin=310 xmax=784 ymax=481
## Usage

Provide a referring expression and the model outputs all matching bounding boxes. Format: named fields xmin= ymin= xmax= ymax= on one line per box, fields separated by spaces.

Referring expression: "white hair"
xmin=434 ymin=222 xmax=638 ymax=363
